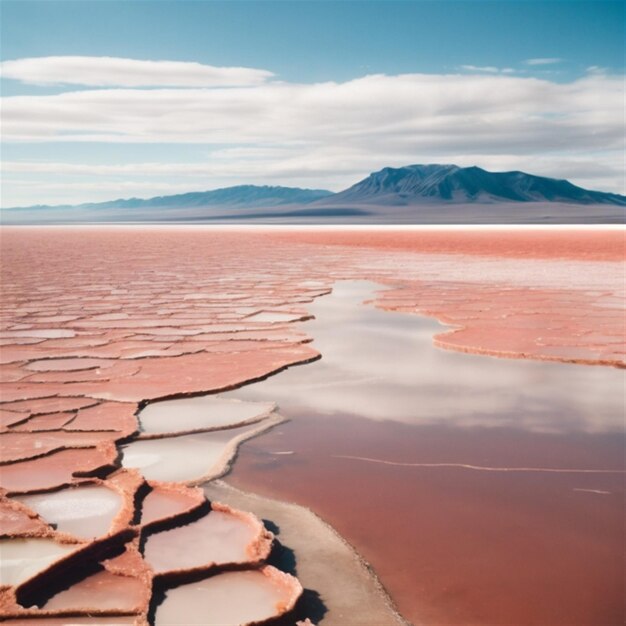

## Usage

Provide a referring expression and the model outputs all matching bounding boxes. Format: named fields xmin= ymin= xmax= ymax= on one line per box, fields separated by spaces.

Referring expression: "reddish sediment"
xmin=0 ymin=497 xmax=52 ymax=537
xmin=0 ymin=431 xmax=125 ymax=463
xmin=0 ymin=227 xmax=623 ymax=624
xmin=273 ymin=228 xmax=625 ymax=261
xmin=0 ymin=465 xmax=292 ymax=622
xmin=373 ymin=281 xmax=625 ymax=366
xmin=0 ymin=444 xmax=119 ymax=493
xmin=228 ymin=414 xmax=625 ymax=626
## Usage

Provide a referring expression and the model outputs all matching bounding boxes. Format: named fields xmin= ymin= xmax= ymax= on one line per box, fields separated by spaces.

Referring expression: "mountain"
xmin=9 ymin=185 xmax=334 ymax=212
xmin=3 ymin=166 xmax=624 ymax=224
xmin=323 ymin=164 xmax=626 ymax=206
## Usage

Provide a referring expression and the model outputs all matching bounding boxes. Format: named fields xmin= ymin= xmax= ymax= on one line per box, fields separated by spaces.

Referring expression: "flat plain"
xmin=0 ymin=227 xmax=623 ymax=625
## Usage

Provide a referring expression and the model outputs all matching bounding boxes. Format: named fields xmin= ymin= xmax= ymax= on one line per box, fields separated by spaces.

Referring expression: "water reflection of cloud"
xmin=227 ymin=281 xmax=624 ymax=435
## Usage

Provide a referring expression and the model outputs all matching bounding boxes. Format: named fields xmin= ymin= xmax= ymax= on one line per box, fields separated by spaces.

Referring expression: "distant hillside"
xmin=323 ymin=164 xmax=626 ymax=206
xmin=3 ymin=165 xmax=624 ymax=224
xmin=9 ymin=185 xmax=334 ymax=212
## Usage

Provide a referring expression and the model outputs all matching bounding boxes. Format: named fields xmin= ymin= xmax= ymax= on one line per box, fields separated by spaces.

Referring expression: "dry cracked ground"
xmin=0 ymin=227 xmax=623 ymax=626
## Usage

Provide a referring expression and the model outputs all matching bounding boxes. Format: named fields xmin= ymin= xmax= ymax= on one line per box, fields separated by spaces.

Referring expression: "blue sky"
xmin=1 ymin=1 xmax=624 ymax=206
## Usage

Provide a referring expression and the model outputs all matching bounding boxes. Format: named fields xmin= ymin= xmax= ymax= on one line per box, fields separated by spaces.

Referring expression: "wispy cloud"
xmin=525 ymin=57 xmax=563 ymax=66
xmin=4 ymin=148 xmax=624 ymax=207
xmin=586 ymin=65 xmax=608 ymax=75
xmin=460 ymin=65 xmax=499 ymax=73
xmin=0 ymin=56 xmax=274 ymax=87
xmin=460 ymin=65 xmax=502 ymax=74
xmin=3 ymin=72 xmax=622 ymax=149
xmin=459 ymin=65 xmax=517 ymax=74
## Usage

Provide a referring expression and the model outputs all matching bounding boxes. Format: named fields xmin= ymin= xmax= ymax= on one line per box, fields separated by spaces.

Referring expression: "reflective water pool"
xmin=16 ymin=484 xmax=122 ymax=539
xmin=121 ymin=421 xmax=274 ymax=483
xmin=144 ymin=508 xmax=262 ymax=573
xmin=0 ymin=538 xmax=79 ymax=586
xmin=155 ymin=568 xmax=298 ymax=626
xmin=225 ymin=281 xmax=623 ymax=434
xmin=138 ymin=396 xmax=274 ymax=435
xmin=222 ymin=280 xmax=625 ymax=626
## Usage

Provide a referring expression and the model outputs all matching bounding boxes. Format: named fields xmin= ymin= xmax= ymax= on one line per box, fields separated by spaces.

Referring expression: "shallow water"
xmin=120 ymin=422 xmax=265 ymax=482
xmin=138 ymin=396 xmax=274 ymax=435
xmin=43 ymin=569 xmax=146 ymax=611
xmin=16 ymin=485 xmax=122 ymax=539
xmin=154 ymin=570 xmax=290 ymax=625
xmin=0 ymin=538 xmax=79 ymax=586
xmin=222 ymin=280 xmax=625 ymax=626
xmin=144 ymin=509 xmax=258 ymax=573
xmin=140 ymin=487 xmax=199 ymax=526
xmin=225 ymin=281 xmax=624 ymax=433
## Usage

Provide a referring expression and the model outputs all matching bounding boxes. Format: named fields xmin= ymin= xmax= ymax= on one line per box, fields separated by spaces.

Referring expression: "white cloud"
xmin=0 ymin=56 xmax=274 ymax=87
xmin=525 ymin=57 xmax=563 ymax=66
xmin=2 ymin=162 xmax=206 ymax=175
xmin=2 ymin=73 xmax=622 ymax=150
xmin=460 ymin=65 xmax=500 ymax=73
xmin=3 ymin=147 xmax=623 ymax=206
xmin=3 ymin=153 xmax=622 ymax=187
xmin=3 ymin=178 xmax=198 ymax=193
xmin=1 ymin=68 xmax=624 ymax=203
xmin=460 ymin=65 xmax=518 ymax=75
xmin=586 ymin=65 xmax=608 ymax=76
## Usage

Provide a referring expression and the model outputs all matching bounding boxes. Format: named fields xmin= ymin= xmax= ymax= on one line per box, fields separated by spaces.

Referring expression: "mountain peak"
xmin=4 ymin=164 xmax=624 ymax=224
xmin=328 ymin=164 xmax=626 ymax=206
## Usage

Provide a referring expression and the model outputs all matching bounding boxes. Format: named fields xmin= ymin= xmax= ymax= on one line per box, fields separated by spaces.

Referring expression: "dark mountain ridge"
xmin=324 ymin=164 xmax=626 ymax=206
xmin=3 ymin=166 xmax=625 ymax=225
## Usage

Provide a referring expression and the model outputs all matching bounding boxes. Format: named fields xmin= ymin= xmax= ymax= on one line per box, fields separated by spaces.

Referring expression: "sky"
xmin=1 ymin=0 xmax=624 ymax=207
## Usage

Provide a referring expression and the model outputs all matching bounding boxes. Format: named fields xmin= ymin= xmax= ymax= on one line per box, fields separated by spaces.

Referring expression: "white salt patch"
xmin=155 ymin=570 xmax=288 ymax=625
xmin=144 ymin=510 xmax=256 ymax=572
xmin=17 ymin=485 xmax=122 ymax=539
xmin=139 ymin=396 xmax=274 ymax=434
xmin=121 ymin=423 xmax=262 ymax=482
xmin=0 ymin=538 xmax=78 ymax=586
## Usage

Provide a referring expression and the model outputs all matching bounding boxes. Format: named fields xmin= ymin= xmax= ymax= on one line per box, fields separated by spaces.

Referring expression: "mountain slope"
xmin=323 ymin=164 xmax=626 ymax=206
xmin=3 ymin=165 xmax=624 ymax=224
xmin=9 ymin=185 xmax=334 ymax=212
